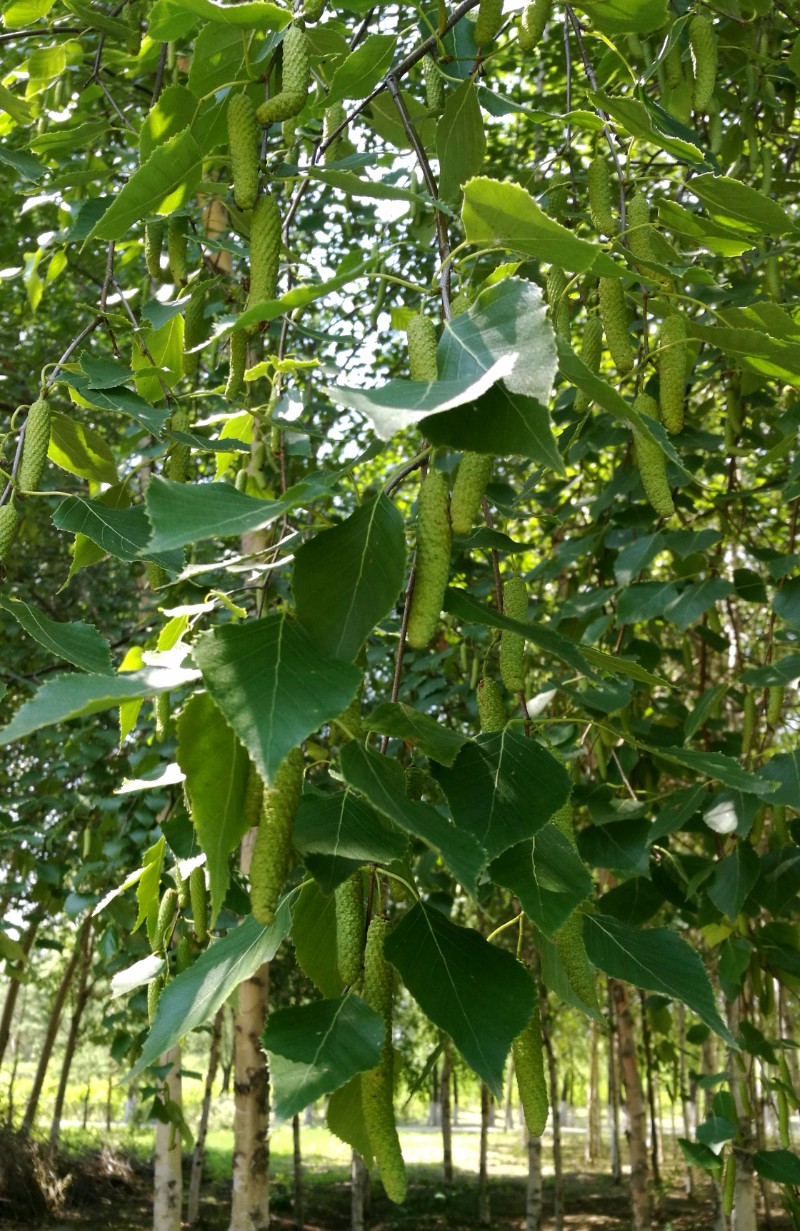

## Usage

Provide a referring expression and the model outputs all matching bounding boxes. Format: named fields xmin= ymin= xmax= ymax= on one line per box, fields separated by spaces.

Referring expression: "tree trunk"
xmin=187 ymin=1006 xmax=224 ymax=1225
xmin=48 ymin=920 xmax=94 ymax=1153
xmin=676 ymin=1003 xmax=694 ymax=1196
xmin=441 ymin=1039 xmax=453 ymax=1183
xmin=452 ymin=1069 xmax=459 ymax=1126
xmin=542 ymin=1002 xmax=564 ymax=1231
xmin=611 ymin=980 xmax=651 ymax=1231
xmin=153 ymin=1045 xmax=183 ymax=1231
xmin=607 ymin=980 xmax=622 ymax=1184
xmin=504 ymin=1052 xmax=515 ymax=1132
xmin=525 ymin=1131 xmax=542 ymax=1231
xmin=229 ymin=961 xmax=270 ymax=1231
xmin=350 ymin=1150 xmax=368 ymax=1231
xmin=292 ymin=1114 xmax=304 ymax=1230
xmin=727 ymin=998 xmax=757 ymax=1231
xmin=428 ymin=1060 xmax=441 ymax=1125
xmin=82 ymin=1082 xmax=91 ymax=1129
xmin=478 ymin=1083 xmax=491 ymax=1227
xmin=21 ymin=918 xmax=89 ymax=1136
xmin=638 ymin=989 xmax=661 ymax=1191
xmin=0 ymin=919 xmax=38 ymax=1070
xmin=586 ymin=1017 xmax=601 ymax=1164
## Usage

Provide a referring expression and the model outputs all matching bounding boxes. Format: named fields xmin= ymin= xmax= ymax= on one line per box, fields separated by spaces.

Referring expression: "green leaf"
xmin=48 ymin=411 xmax=118 ymax=485
xmin=293 ymin=790 xmax=408 ymax=866
xmin=326 ymin=34 xmax=396 ymax=107
xmin=340 ymin=741 xmax=486 ymax=895
xmin=176 ymin=693 xmax=251 ymax=926
xmin=433 ymin=731 xmax=571 ymax=861
xmin=264 ymin=995 xmax=385 ymax=1123
xmin=292 ymin=882 xmax=343 ymax=998
xmin=707 ymin=845 xmax=760 ymax=920
xmin=437 ymin=80 xmax=485 ymax=204
xmin=664 ymin=579 xmax=734 ymax=632
xmin=293 ymin=495 xmax=406 ymax=660
xmin=424 ymin=386 xmax=562 ymax=469
xmin=149 ymin=0 xmax=289 ymax=39
xmin=753 ymin=1149 xmax=800 ymax=1185
xmin=187 ymin=26 xmax=247 ymax=99
xmin=193 ymin=613 xmax=361 ymax=786
xmin=444 ymin=587 xmax=595 ymax=679
xmin=53 ymin=495 xmax=183 ymax=572
xmin=131 ymin=906 xmax=291 ymax=1077
xmin=0 ymin=596 xmax=113 ymax=675
xmin=327 ymin=1075 xmax=373 ymax=1166
xmin=0 ymin=666 xmax=199 ymax=747
xmin=773 ymin=577 xmax=800 ymax=628
xmin=690 ymin=174 xmax=795 ymax=238
xmin=3 ymin=0 xmax=54 ymax=29
xmin=134 ymin=837 xmax=165 ymax=934
xmin=677 ymin=1138 xmax=723 ymax=1173
xmin=653 ymin=746 xmax=778 ymax=797
xmin=490 ymin=825 xmax=593 ymax=937
xmin=695 ymin=1116 xmax=738 ymax=1146
xmin=583 ymin=914 xmax=735 ymax=1044
xmin=462 ymin=177 xmax=621 ymax=275
xmin=592 ymin=91 xmax=707 ymax=166
xmin=90 ymin=130 xmax=204 ymax=241
xmin=60 ymin=372 xmax=168 ymax=435
xmin=383 ymin=902 xmax=535 ymax=1097
xmin=362 ymin=702 xmax=466 ymax=766
xmin=574 ymin=0 xmax=668 ymax=34
xmin=760 ymin=750 xmax=800 ymax=805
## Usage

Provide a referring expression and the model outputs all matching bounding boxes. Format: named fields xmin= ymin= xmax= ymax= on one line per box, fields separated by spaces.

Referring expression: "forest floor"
xmin=0 ymin=1119 xmax=790 ymax=1230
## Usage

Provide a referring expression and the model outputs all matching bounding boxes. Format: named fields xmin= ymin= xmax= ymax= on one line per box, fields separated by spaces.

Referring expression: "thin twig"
xmin=151 ymin=43 xmax=168 ymax=108
xmin=379 ymin=560 xmax=418 ymax=754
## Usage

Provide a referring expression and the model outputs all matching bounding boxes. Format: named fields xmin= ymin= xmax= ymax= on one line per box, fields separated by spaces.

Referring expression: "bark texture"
xmin=153 ymin=1045 xmax=183 ymax=1231
xmin=48 ymin=921 xmax=95 ymax=1152
xmin=187 ymin=1006 xmax=224 ymax=1225
xmin=611 ymin=979 xmax=651 ymax=1231
xmin=229 ymin=961 xmax=270 ymax=1231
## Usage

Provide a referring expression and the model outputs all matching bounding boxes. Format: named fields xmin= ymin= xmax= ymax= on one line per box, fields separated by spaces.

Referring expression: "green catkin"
xmin=500 ymin=575 xmax=528 ymax=694
xmin=477 ymin=677 xmax=505 ymax=733
xmin=323 ymin=101 xmax=347 ymax=163
xmin=125 ymin=0 xmax=142 ymax=55
xmin=627 ymin=192 xmax=655 ymax=269
xmin=243 ymin=762 xmax=264 ymax=827
xmin=555 ymin=912 xmax=599 ymax=1012
xmin=550 ymin=792 xmax=575 ymax=845
xmin=228 ymin=93 xmax=259 ymax=211
xmin=167 ymin=408 xmax=190 ymax=482
xmin=450 ymin=452 xmax=492 ymax=536
xmin=407 ymin=313 xmax=438 ymax=380
xmin=598 ymin=278 xmax=633 ymax=375
xmin=513 ymin=994 xmax=549 ymax=1136
xmin=517 ymin=0 xmax=551 ymax=52
xmin=335 ymin=874 xmax=364 ymax=986
xmin=587 ymin=155 xmax=616 ymax=236
xmin=779 ymin=1053 xmax=798 ymax=1110
xmin=302 ymin=0 xmax=327 ymax=21
xmin=154 ymin=692 xmax=170 ymax=740
xmin=657 ymin=312 xmax=688 ymax=434
xmin=256 ymin=24 xmax=310 ymax=125
xmin=225 ymin=329 xmax=248 ymax=400
xmin=175 ymin=865 xmax=188 ymax=909
xmin=574 ymin=315 xmax=603 ymax=413
xmin=167 ymin=217 xmax=188 ymax=285
xmin=406 ymin=470 xmax=452 ymax=649
xmin=190 ymin=866 xmax=208 ymax=942
xmin=147 ymin=562 xmax=168 ymax=590
xmin=246 ymin=192 xmax=281 ymax=329
xmin=547 ymin=183 xmax=568 ymax=218
xmin=449 ymin=289 xmax=471 ymax=317
xmin=405 ymin=764 xmax=425 ymax=800
xmin=689 ymin=16 xmax=717 ymax=112
xmin=742 ymin=691 xmax=757 ymax=757
xmin=632 ymin=392 xmax=674 ymax=519
xmin=153 ymin=888 xmax=178 ymax=953
xmin=361 ymin=918 xmax=408 ymax=1204
xmin=145 ymin=219 xmax=165 ymax=279
xmin=664 ymin=43 xmax=683 ymax=91
xmin=669 ymin=77 xmax=693 ymax=125
xmin=546 ymin=266 xmax=570 ymax=339
xmin=472 ymin=0 xmax=503 ymax=46
xmin=17 ymin=398 xmax=51 ymax=494
xmin=249 ymin=747 xmax=304 ymax=925
xmin=334 ymin=679 xmax=363 ymax=742
xmin=424 ymin=56 xmax=445 ymax=113
xmin=148 ymin=973 xmax=165 ymax=1023
xmin=175 ymin=934 xmax=191 ymax=974
xmin=182 ymin=283 xmax=207 ymax=378
xmin=767 ymin=684 xmax=784 ymax=727
xmin=778 ymin=1087 xmax=790 ymax=1147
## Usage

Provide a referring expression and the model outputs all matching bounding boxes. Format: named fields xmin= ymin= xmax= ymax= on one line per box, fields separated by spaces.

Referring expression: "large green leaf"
xmin=707 ymin=845 xmax=760 ymax=920
xmin=0 ymin=596 xmax=113 ymax=675
xmin=753 ymin=1149 xmax=800 ymax=1185
xmin=130 ymin=905 xmax=291 ymax=1077
xmin=53 ymin=495 xmax=183 ymax=572
xmin=433 ymin=730 xmax=571 ymax=861
xmin=0 ymin=666 xmax=199 ymax=747
xmin=193 ymin=613 xmax=361 ymax=786
xmin=176 ymin=693 xmax=251 ymax=926
xmin=292 ymin=882 xmax=344 ymax=998
xmin=149 ymin=0 xmax=289 ymax=39
xmin=574 ymin=0 xmax=668 ymax=34
xmin=583 ymin=914 xmax=735 ymax=1044
xmin=489 ymin=825 xmax=592 ymax=937
xmin=293 ymin=495 xmax=406 ymax=660
xmin=325 ymin=34 xmax=396 ymax=106
xmin=48 ymin=412 xmax=118 ymax=484
xmin=326 ymin=1076 xmax=373 ymax=1166
xmin=383 ymin=902 xmax=535 ymax=1097
xmin=437 ymin=80 xmax=485 ymax=204
xmin=340 ymin=741 xmax=486 ymax=895
xmin=760 ymin=750 xmax=800 ymax=805
xmin=293 ymin=790 xmax=408 ymax=865
xmin=362 ymin=702 xmax=466 ymax=766
xmin=90 ymin=129 xmax=204 ymax=241
xmin=653 ymin=746 xmax=778 ymax=797
xmin=264 ymin=996 xmax=385 ymax=1122
xmin=423 ymin=386 xmax=562 ymax=469
xmin=690 ymin=175 xmax=795 ymax=238
xmin=462 ymin=177 xmax=620 ymax=275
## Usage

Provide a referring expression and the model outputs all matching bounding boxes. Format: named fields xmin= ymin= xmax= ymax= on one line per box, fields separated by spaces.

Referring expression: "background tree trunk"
xmin=48 ymin=921 xmax=94 ymax=1153
xmin=0 ymin=919 xmax=38 ymax=1070
xmin=676 ymin=1003 xmax=694 ymax=1196
xmin=586 ymin=1018 xmax=601 ymax=1164
xmin=229 ymin=961 xmax=270 ymax=1231
xmin=478 ymin=1082 xmax=491 ymax=1227
xmin=292 ymin=1113 xmax=304 ymax=1230
xmin=607 ymin=980 xmax=622 ymax=1184
xmin=638 ymin=989 xmax=661 ymax=1193
xmin=611 ymin=979 xmax=651 ymax=1231
xmin=441 ymin=1039 xmax=453 ymax=1183
xmin=350 ymin=1150 xmax=368 ymax=1231
xmin=21 ymin=918 xmax=89 ymax=1136
xmin=525 ymin=1131 xmax=542 ymax=1231
xmin=728 ymin=998 xmax=756 ymax=1231
xmin=187 ymin=1006 xmax=224 ymax=1225
xmin=542 ymin=1002 xmax=564 ymax=1231
xmin=153 ymin=1045 xmax=183 ymax=1231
